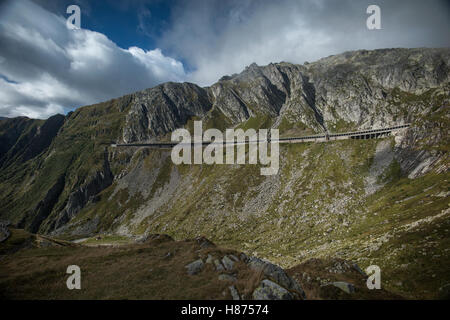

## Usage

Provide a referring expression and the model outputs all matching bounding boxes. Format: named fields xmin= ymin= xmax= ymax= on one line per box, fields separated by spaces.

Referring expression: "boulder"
xmin=222 ymin=255 xmax=235 ymax=270
xmin=332 ymin=281 xmax=355 ymax=294
xmin=248 ymin=257 xmax=305 ymax=299
xmin=214 ymin=259 xmax=225 ymax=271
xmin=0 ymin=221 xmax=10 ymax=243
xmin=185 ymin=259 xmax=204 ymax=275
xmin=252 ymin=279 xmax=295 ymax=300
xmin=229 ymin=254 xmax=239 ymax=262
xmin=134 ymin=235 xmax=148 ymax=243
xmin=229 ymin=285 xmax=240 ymax=300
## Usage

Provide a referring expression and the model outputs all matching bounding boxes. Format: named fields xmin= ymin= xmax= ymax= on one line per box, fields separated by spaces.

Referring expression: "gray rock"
xmin=229 ymin=285 xmax=240 ymax=300
xmin=185 ymin=259 xmax=204 ymax=275
xmin=0 ymin=220 xmax=10 ymax=227
xmin=53 ymin=153 xmax=113 ymax=231
xmin=214 ymin=259 xmax=225 ymax=271
xmin=248 ymin=257 xmax=305 ymax=299
xmin=252 ymin=279 xmax=295 ymax=300
xmin=222 ymin=255 xmax=235 ymax=270
xmin=332 ymin=281 xmax=355 ymax=294
xmin=206 ymin=254 xmax=214 ymax=264
xmin=229 ymin=254 xmax=239 ymax=262
xmin=134 ymin=234 xmax=149 ymax=243
xmin=123 ymin=83 xmax=212 ymax=143
xmin=0 ymin=221 xmax=10 ymax=243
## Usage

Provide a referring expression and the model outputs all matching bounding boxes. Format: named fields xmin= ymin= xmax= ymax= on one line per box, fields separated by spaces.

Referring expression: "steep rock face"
xmin=0 ymin=97 xmax=130 ymax=233
xmin=0 ymin=114 xmax=65 ymax=169
xmin=211 ymin=63 xmax=293 ymax=120
xmin=26 ymin=174 xmax=66 ymax=233
xmin=305 ymin=48 xmax=449 ymax=130
xmin=50 ymin=148 xmax=114 ymax=231
xmin=0 ymin=117 xmax=33 ymax=163
xmin=204 ymin=48 xmax=449 ymax=137
xmin=122 ymin=82 xmax=212 ymax=142
xmin=118 ymin=48 xmax=449 ymax=144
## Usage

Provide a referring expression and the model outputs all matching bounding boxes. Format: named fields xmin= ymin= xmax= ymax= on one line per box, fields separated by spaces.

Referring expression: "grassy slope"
xmin=0 ymin=231 xmax=266 ymax=300
xmin=1 ymin=229 xmax=403 ymax=300
xmin=0 ymin=96 xmax=132 ymax=231
xmin=60 ymin=134 xmax=448 ymax=299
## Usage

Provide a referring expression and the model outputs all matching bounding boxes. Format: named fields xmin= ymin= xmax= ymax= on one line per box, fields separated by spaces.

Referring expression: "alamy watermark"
xmin=366 ymin=265 xmax=381 ymax=289
xmin=171 ymin=121 xmax=279 ymax=176
xmin=66 ymin=265 xmax=81 ymax=290
xmin=66 ymin=5 xmax=81 ymax=30
xmin=366 ymin=5 xmax=381 ymax=30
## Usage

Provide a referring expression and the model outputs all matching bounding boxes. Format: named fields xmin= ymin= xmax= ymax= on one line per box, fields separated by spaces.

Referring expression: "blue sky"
xmin=0 ymin=0 xmax=449 ymax=118
xmin=37 ymin=0 xmax=171 ymax=51
xmin=34 ymin=0 xmax=197 ymax=71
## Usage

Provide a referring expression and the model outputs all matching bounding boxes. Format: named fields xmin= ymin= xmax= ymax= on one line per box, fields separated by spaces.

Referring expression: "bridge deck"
xmin=111 ymin=124 xmax=410 ymax=148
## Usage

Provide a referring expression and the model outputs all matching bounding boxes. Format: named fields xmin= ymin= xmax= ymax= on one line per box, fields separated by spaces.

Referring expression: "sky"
xmin=0 ymin=0 xmax=449 ymax=119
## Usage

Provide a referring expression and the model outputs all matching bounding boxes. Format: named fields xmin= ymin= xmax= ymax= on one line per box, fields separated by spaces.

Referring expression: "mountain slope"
xmin=0 ymin=47 xmax=449 ymax=299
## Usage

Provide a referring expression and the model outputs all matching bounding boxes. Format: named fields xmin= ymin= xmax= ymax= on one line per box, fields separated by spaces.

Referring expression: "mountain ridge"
xmin=0 ymin=47 xmax=449 ymax=298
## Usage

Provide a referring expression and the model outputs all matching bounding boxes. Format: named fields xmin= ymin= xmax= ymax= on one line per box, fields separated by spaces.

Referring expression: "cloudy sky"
xmin=0 ymin=0 xmax=449 ymax=119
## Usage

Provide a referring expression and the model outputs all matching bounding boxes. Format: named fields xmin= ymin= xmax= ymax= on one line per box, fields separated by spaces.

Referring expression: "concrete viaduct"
xmin=111 ymin=124 xmax=410 ymax=149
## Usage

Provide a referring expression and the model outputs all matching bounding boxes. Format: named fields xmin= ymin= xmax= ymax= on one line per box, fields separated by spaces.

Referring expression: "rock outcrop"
xmin=0 ymin=220 xmax=10 ymax=243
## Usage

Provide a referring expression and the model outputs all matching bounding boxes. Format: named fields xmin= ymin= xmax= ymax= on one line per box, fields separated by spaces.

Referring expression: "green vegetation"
xmin=82 ymin=235 xmax=133 ymax=245
xmin=0 ymin=95 xmax=133 ymax=232
xmin=0 ymin=228 xmax=35 ymax=255
xmin=237 ymin=113 xmax=273 ymax=131
xmin=0 ymin=234 xmax=263 ymax=300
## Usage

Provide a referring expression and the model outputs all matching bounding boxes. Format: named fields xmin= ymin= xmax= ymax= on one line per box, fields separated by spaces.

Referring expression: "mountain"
xmin=0 ymin=47 xmax=449 ymax=299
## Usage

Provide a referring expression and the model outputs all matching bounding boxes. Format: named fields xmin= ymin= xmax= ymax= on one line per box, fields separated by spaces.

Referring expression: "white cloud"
xmin=128 ymin=46 xmax=185 ymax=80
xmin=1 ymin=0 xmax=449 ymax=118
xmin=0 ymin=0 xmax=187 ymax=119
xmin=159 ymin=0 xmax=450 ymax=86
